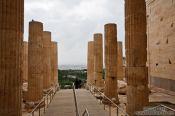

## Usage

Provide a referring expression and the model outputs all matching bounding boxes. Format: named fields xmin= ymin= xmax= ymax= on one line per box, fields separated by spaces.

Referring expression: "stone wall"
xmin=147 ymin=0 xmax=175 ymax=93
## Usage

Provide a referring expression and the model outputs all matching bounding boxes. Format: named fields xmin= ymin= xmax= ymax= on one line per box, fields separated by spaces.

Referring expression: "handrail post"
xmin=50 ymin=93 xmax=51 ymax=103
xmin=39 ymin=103 xmax=41 ymax=116
xmin=109 ymin=105 xmax=111 ymax=116
xmin=47 ymin=94 xmax=48 ymax=108
xmin=44 ymin=98 xmax=46 ymax=113
xmin=116 ymin=107 xmax=119 ymax=116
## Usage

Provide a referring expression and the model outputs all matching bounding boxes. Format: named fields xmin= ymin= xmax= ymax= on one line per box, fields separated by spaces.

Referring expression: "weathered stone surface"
xmin=51 ymin=42 xmax=58 ymax=86
xmin=147 ymin=0 xmax=175 ymax=93
xmin=126 ymin=67 xmax=148 ymax=86
xmin=125 ymin=0 xmax=147 ymax=67
xmin=104 ymin=23 xmax=119 ymax=102
xmin=125 ymin=0 xmax=149 ymax=115
xmin=0 ymin=0 xmax=24 ymax=115
xmin=22 ymin=41 xmax=28 ymax=82
xmin=87 ymin=41 xmax=95 ymax=85
xmin=118 ymin=80 xmax=127 ymax=95
xmin=43 ymin=31 xmax=52 ymax=89
xmin=117 ymin=42 xmax=124 ymax=80
xmin=27 ymin=20 xmax=43 ymax=102
xmin=94 ymin=33 xmax=104 ymax=88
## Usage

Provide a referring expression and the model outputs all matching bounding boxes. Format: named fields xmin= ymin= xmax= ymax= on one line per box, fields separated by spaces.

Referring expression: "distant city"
xmin=59 ymin=65 xmax=87 ymax=70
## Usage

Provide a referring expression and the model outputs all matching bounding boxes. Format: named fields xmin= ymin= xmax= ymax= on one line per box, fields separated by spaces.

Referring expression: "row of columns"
xmin=0 ymin=0 xmax=59 ymax=114
xmin=87 ymin=0 xmax=149 ymax=115
xmin=26 ymin=20 xmax=59 ymax=102
xmin=87 ymin=24 xmax=123 ymax=103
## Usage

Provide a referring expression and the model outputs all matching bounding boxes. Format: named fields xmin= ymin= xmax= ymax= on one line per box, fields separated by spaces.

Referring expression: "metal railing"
xmin=73 ymin=83 xmax=90 ymax=116
xmin=135 ymin=104 xmax=175 ymax=115
xmin=73 ymin=83 xmax=80 ymax=116
xmin=87 ymin=83 xmax=129 ymax=116
xmin=82 ymin=108 xmax=90 ymax=116
xmin=30 ymin=85 xmax=59 ymax=116
xmin=160 ymin=104 xmax=175 ymax=112
xmin=142 ymin=104 xmax=175 ymax=112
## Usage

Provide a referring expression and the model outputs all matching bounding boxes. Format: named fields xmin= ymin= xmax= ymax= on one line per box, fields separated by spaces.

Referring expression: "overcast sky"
xmin=24 ymin=0 xmax=124 ymax=65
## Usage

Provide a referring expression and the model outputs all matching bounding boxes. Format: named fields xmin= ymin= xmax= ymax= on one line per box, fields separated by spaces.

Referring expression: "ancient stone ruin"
xmin=0 ymin=0 xmax=175 ymax=115
xmin=117 ymin=42 xmax=124 ymax=80
xmin=94 ymin=33 xmax=104 ymax=88
xmin=43 ymin=31 xmax=52 ymax=90
xmin=125 ymin=0 xmax=149 ymax=115
xmin=51 ymin=42 xmax=59 ymax=86
xmin=0 ymin=0 xmax=24 ymax=115
xmin=104 ymin=23 xmax=119 ymax=103
xmin=27 ymin=20 xmax=44 ymax=102
xmin=87 ymin=41 xmax=95 ymax=85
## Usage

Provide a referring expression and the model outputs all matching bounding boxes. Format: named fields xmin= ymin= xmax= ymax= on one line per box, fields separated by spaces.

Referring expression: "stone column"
xmin=22 ymin=41 xmax=28 ymax=82
xmin=117 ymin=42 xmax=124 ymax=80
xmin=104 ymin=23 xmax=119 ymax=103
xmin=87 ymin=41 xmax=95 ymax=85
xmin=94 ymin=33 xmax=104 ymax=88
xmin=51 ymin=42 xmax=58 ymax=86
xmin=28 ymin=20 xmax=43 ymax=102
xmin=125 ymin=0 xmax=149 ymax=115
xmin=43 ymin=31 xmax=52 ymax=90
xmin=0 ymin=0 xmax=24 ymax=115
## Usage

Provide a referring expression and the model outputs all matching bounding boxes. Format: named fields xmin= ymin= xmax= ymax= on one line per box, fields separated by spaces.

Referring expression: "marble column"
xmin=117 ymin=42 xmax=124 ymax=80
xmin=28 ymin=20 xmax=43 ymax=102
xmin=22 ymin=41 xmax=28 ymax=82
xmin=87 ymin=41 xmax=95 ymax=85
xmin=43 ymin=31 xmax=52 ymax=89
xmin=51 ymin=42 xmax=58 ymax=86
xmin=125 ymin=0 xmax=149 ymax=115
xmin=104 ymin=23 xmax=119 ymax=103
xmin=94 ymin=33 xmax=104 ymax=88
xmin=0 ymin=0 xmax=24 ymax=115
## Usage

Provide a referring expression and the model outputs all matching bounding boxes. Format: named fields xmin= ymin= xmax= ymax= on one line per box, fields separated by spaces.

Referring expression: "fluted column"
xmin=125 ymin=0 xmax=149 ymax=115
xmin=43 ymin=31 xmax=52 ymax=89
xmin=104 ymin=23 xmax=119 ymax=103
xmin=87 ymin=41 xmax=95 ymax=85
xmin=94 ymin=34 xmax=104 ymax=88
xmin=22 ymin=41 xmax=28 ymax=82
xmin=0 ymin=0 xmax=24 ymax=115
xmin=51 ymin=42 xmax=58 ymax=86
xmin=117 ymin=42 xmax=124 ymax=80
xmin=28 ymin=20 xmax=43 ymax=102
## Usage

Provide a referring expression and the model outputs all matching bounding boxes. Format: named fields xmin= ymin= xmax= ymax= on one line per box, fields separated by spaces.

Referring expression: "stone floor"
xmin=22 ymin=89 xmax=175 ymax=116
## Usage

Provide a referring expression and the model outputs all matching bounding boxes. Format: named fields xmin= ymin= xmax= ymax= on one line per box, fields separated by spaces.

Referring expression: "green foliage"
xmin=58 ymin=69 xmax=87 ymax=89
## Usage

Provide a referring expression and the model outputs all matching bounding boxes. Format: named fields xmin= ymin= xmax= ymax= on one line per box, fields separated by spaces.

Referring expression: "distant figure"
xmin=75 ymin=78 xmax=82 ymax=89
xmin=75 ymin=78 xmax=79 ymax=89
xmin=78 ymin=79 xmax=82 ymax=88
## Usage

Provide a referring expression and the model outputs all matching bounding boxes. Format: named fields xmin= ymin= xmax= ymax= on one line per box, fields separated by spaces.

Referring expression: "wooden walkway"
xmin=44 ymin=89 xmax=108 ymax=116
